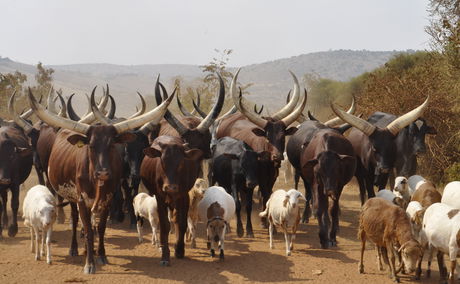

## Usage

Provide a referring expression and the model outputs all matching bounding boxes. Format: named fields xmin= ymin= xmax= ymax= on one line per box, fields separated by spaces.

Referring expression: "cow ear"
xmin=143 ymin=147 xmax=162 ymax=158
xmin=302 ymin=159 xmax=318 ymax=171
xmin=115 ymin=132 xmax=136 ymax=144
xmin=285 ymin=127 xmax=298 ymax=136
xmin=257 ymin=151 xmax=271 ymax=161
xmin=185 ymin=149 xmax=203 ymax=161
xmin=223 ymin=153 xmax=238 ymax=160
xmin=16 ymin=147 xmax=32 ymax=157
xmin=67 ymin=134 xmax=88 ymax=147
xmin=252 ymin=128 xmax=266 ymax=137
xmin=426 ymin=126 xmax=437 ymax=135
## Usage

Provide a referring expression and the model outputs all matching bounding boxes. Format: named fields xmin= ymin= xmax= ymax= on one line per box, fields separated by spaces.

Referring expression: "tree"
xmin=0 ymin=71 xmax=27 ymax=117
xmin=426 ymin=0 xmax=460 ymax=68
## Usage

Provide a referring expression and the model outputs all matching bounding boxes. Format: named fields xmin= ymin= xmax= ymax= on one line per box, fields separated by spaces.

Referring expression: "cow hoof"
xmin=96 ymin=256 xmax=109 ymax=265
xmin=320 ymin=242 xmax=329 ymax=249
xmin=8 ymin=224 xmax=18 ymax=237
xmin=83 ymin=264 xmax=96 ymax=274
xmin=210 ymin=249 xmax=215 ymax=258
xmin=69 ymin=248 xmax=78 ymax=256
xmin=219 ymin=250 xmax=224 ymax=261
xmin=159 ymin=260 xmax=170 ymax=267
xmin=237 ymin=227 xmax=244 ymax=238
xmin=330 ymin=240 xmax=337 ymax=247
xmin=246 ymin=232 xmax=254 ymax=238
xmin=174 ymin=247 xmax=185 ymax=259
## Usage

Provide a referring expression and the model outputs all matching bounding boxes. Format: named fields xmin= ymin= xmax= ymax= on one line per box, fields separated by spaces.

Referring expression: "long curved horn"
xmin=331 ymin=103 xmax=375 ymax=136
xmin=191 ymin=90 xmax=201 ymax=115
xmin=281 ymin=89 xmax=307 ymax=126
xmin=20 ymin=95 xmax=42 ymax=120
xmin=272 ymin=71 xmax=300 ymax=121
xmin=90 ymin=88 xmax=112 ymax=126
xmin=177 ymin=92 xmax=193 ymax=117
xmin=107 ymin=95 xmax=116 ymax=119
xmin=46 ymin=87 xmax=56 ymax=114
xmin=8 ymin=91 xmax=34 ymax=132
xmin=192 ymin=93 xmax=206 ymax=118
xmin=231 ymin=68 xmax=258 ymax=113
xmin=128 ymin=92 xmax=146 ymax=119
xmin=28 ymin=88 xmax=90 ymax=134
xmin=113 ymin=88 xmax=175 ymax=134
xmin=386 ymin=97 xmax=429 ymax=136
xmin=286 ymin=90 xmax=291 ymax=104
xmin=56 ymin=90 xmax=67 ymax=118
xmin=66 ymin=94 xmax=81 ymax=121
xmin=155 ymin=77 xmax=188 ymax=135
xmin=237 ymin=88 xmax=267 ymax=129
xmin=196 ymin=73 xmax=225 ymax=133
xmin=79 ymin=89 xmax=109 ymax=123
xmin=324 ymin=95 xmax=356 ymax=127
xmin=254 ymin=104 xmax=264 ymax=115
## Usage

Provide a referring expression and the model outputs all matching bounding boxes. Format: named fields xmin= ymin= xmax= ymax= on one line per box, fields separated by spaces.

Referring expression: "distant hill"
xmin=0 ymin=50 xmax=405 ymax=115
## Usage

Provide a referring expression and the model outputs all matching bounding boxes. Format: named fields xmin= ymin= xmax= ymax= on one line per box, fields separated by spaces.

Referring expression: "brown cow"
xmin=28 ymin=87 xmax=173 ymax=274
xmin=140 ymin=135 xmax=203 ymax=266
xmin=216 ymin=69 xmax=306 ymax=227
xmin=300 ymin=129 xmax=356 ymax=248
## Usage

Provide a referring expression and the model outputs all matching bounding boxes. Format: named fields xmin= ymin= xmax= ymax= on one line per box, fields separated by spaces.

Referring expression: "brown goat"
xmin=358 ymin=198 xmax=423 ymax=282
xmin=410 ymin=181 xmax=441 ymax=208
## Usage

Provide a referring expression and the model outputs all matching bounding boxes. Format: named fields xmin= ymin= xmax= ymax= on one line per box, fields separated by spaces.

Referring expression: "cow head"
xmin=144 ymin=136 xmax=203 ymax=194
xmin=125 ymin=131 xmax=150 ymax=185
xmin=27 ymin=86 xmax=174 ymax=213
xmin=303 ymin=151 xmax=354 ymax=200
xmin=154 ymin=75 xmax=225 ymax=159
xmin=224 ymin=147 xmax=269 ymax=189
xmin=0 ymin=131 xmax=32 ymax=185
xmin=331 ymin=97 xmax=429 ymax=188
xmin=408 ymin=118 xmax=436 ymax=155
xmin=231 ymin=69 xmax=306 ymax=167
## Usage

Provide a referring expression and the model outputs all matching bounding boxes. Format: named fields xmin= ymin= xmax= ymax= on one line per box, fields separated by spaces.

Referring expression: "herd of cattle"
xmin=0 ymin=68 xmax=458 ymax=282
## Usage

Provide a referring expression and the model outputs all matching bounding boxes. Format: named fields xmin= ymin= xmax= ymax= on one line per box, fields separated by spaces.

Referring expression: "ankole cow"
xmin=27 ymin=87 xmax=173 ymax=274
xmin=216 ymin=69 xmax=306 ymax=227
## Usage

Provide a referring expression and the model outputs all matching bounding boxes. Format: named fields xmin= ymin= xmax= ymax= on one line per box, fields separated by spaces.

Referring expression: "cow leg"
xmin=173 ymin=197 xmax=188 ymax=259
xmin=244 ymin=187 xmax=254 ymax=238
xmin=315 ymin=185 xmax=330 ymax=249
xmin=69 ymin=203 xmax=79 ymax=256
xmin=0 ymin=191 xmax=4 ymax=239
xmin=96 ymin=208 xmax=109 ymax=265
xmin=78 ymin=202 xmax=96 ymax=274
xmin=1 ymin=190 xmax=8 ymax=232
xmin=156 ymin=197 xmax=171 ymax=266
xmin=232 ymin=183 xmax=243 ymax=237
xmin=8 ymin=184 xmax=19 ymax=237
xmin=109 ymin=185 xmax=124 ymax=224
xmin=122 ymin=179 xmax=136 ymax=228
xmin=328 ymin=198 xmax=339 ymax=247
xmin=294 ymin=169 xmax=301 ymax=190
xmin=301 ymin=176 xmax=312 ymax=223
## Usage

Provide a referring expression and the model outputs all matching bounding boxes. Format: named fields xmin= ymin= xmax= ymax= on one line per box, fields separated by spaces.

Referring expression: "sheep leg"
xmin=359 ymin=230 xmax=366 ymax=273
xmin=41 ymin=228 xmax=46 ymax=258
xmin=136 ymin=216 xmax=144 ymax=243
xmin=284 ymin=230 xmax=291 ymax=256
xmin=69 ymin=202 xmax=79 ymax=256
xmin=30 ymin=227 xmax=34 ymax=252
xmin=219 ymin=231 xmax=225 ymax=260
xmin=449 ymin=260 xmax=457 ymax=283
xmin=437 ymin=250 xmax=447 ymax=279
xmin=269 ymin=221 xmax=274 ymax=249
xmin=46 ymin=226 xmax=52 ymax=264
xmin=376 ymin=246 xmax=384 ymax=271
xmin=385 ymin=242 xmax=399 ymax=282
xmin=34 ymin=226 xmax=40 ymax=261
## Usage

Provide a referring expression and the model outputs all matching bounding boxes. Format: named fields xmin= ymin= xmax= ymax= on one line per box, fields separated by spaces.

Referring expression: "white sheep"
xmin=186 ymin=178 xmax=208 ymax=248
xmin=133 ymin=193 xmax=160 ymax=248
xmin=22 ymin=185 xmax=57 ymax=264
xmin=405 ymin=201 xmax=424 ymax=242
xmin=408 ymin=175 xmax=426 ymax=193
xmin=198 ymin=186 xmax=235 ymax=260
xmin=421 ymin=202 xmax=460 ymax=282
xmin=441 ymin=181 xmax=460 ymax=209
xmin=376 ymin=189 xmax=406 ymax=208
xmin=259 ymin=189 xmax=306 ymax=256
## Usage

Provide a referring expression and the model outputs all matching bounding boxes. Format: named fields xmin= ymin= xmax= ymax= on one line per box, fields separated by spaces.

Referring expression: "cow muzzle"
xmin=0 ymin=178 xmax=11 ymax=185
xmin=95 ymin=170 xmax=110 ymax=181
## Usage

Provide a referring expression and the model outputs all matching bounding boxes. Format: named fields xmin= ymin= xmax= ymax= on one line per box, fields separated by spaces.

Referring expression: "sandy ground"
xmin=0 ymin=173 xmax=442 ymax=284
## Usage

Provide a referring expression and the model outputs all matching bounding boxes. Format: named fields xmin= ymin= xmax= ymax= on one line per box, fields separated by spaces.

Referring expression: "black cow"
xmin=211 ymin=136 xmax=269 ymax=237
xmin=367 ymin=113 xmax=436 ymax=187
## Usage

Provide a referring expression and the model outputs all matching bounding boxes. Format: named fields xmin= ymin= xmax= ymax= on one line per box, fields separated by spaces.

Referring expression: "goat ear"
xmin=298 ymin=193 xmax=307 ymax=202
xmin=283 ymin=195 xmax=289 ymax=207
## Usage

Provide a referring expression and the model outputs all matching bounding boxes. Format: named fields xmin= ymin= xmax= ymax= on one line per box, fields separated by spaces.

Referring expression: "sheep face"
xmin=394 ymin=176 xmax=408 ymax=193
xmin=207 ymin=218 xmax=226 ymax=245
xmin=286 ymin=189 xmax=306 ymax=209
xmin=399 ymin=240 xmax=422 ymax=273
xmin=40 ymin=205 xmax=56 ymax=227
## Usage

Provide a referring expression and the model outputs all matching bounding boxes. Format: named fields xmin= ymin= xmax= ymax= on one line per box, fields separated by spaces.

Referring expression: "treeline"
xmin=306 ymin=51 xmax=460 ymax=183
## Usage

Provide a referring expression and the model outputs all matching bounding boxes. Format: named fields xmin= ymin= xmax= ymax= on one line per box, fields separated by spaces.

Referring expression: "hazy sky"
xmin=0 ymin=0 xmax=431 ymax=67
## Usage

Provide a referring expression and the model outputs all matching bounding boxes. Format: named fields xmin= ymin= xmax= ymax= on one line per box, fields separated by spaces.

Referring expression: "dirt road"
xmin=0 ymin=175 xmax=441 ymax=283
